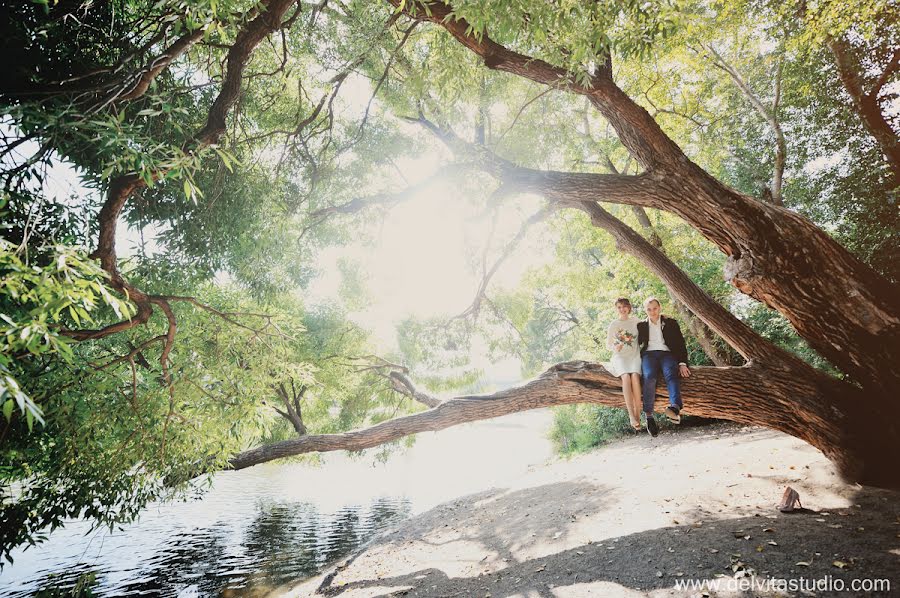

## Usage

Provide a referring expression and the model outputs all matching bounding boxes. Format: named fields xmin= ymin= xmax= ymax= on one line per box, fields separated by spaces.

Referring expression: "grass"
xmin=548 ymin=404 xmax=718 ymax=455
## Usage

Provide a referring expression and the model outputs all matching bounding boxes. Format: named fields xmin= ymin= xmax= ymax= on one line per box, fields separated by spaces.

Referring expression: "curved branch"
xmin=387 ymin=371 xmax=442 ymax=408
xmin=828 ymin=38 xmax=900 ymax=186
xmin=453 ymin=204 xmax=555 ymax=321
xmin=870 ymin=48 xmax=900 ymax=101
xmin=113 ymin=26 xmax=208 ymax=103
xmin=78 ymin=0 xmax=300 ymax=342
xmin=388 ymin=0 xmax=686 ymax=169
xmin=195 ymin=0 xmax=301 ymax=146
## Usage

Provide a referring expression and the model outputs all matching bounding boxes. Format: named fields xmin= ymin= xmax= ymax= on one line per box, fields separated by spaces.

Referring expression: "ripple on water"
xmin=2 ymin=481 xmax=411 ymax=598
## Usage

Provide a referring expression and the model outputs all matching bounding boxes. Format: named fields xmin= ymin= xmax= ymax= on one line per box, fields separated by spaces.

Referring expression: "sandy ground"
xmin=281 ymin=423 xmax=900 ymax=597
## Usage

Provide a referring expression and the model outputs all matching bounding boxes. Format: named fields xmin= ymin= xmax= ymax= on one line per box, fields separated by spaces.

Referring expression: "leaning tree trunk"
xmin=392 ymin=0 xmax=900 ymax=401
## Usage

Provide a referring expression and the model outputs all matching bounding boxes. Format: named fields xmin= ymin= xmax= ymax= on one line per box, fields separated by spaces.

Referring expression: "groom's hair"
xmin=615 ymin=297 xmax=632 ymax=309
xmin=644 ymin=297 xmax=661 ymax=309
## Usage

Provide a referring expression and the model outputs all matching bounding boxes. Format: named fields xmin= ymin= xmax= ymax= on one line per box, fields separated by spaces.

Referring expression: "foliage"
xmin=550 ymin=404 xmax=630 ymax=454
xmin=550 ymin=404 xmax=686 ymax=455
xmin=0 ymin=237 xmax=134 ymax=427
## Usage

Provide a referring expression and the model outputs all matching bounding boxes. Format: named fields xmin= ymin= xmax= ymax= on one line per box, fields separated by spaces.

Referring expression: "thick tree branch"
xmin=411 ymin=114 xmax=662 ymax=207
xmin=228 ymin=359 xmax=893 ymax=487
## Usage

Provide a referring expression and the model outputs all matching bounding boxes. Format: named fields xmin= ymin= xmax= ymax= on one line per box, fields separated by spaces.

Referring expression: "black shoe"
xmin=646 ymin=415 xmax=659 ymax=437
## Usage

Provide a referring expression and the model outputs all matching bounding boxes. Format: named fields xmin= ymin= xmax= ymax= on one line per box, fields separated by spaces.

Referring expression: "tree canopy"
xmin=2 ymin=0 xmax=898 ymax=561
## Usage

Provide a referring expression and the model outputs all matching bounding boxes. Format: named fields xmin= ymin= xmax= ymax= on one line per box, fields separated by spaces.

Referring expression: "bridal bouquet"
xmin=615 ymin=329 xmax=635 ymax=347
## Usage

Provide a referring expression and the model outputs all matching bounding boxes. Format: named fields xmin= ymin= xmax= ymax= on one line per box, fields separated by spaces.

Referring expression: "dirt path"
xmin=281 ymin=423 xmax=899 ymax=597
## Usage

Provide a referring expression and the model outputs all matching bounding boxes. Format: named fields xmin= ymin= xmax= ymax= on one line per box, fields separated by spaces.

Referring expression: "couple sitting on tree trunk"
xmin=605 ymin=297 xmax=692 ymax=437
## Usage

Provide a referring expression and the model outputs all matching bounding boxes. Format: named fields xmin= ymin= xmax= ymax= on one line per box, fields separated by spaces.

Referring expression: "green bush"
xmin=549 ymin=403 xmax=706 ymax=455
xmin=549 ymin=404 xmax=632 ymax=454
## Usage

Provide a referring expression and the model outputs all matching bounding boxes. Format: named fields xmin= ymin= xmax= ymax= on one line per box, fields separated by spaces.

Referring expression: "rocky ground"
xmin=281 ymin=423 xmax=899 ymax=597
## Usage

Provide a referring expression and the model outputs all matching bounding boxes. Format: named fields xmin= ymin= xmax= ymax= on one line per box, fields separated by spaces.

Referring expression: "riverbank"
xmin=283 ymin=423 xmax=899 ymax=597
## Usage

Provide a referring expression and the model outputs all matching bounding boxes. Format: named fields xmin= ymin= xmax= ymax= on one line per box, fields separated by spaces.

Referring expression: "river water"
xmin=1 ymin=410 xmax=553 ymax=597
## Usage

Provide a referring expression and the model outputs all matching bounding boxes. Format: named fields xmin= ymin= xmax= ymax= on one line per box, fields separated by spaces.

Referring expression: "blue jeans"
xmin=641 ymin=351 xmax=681 ymax=414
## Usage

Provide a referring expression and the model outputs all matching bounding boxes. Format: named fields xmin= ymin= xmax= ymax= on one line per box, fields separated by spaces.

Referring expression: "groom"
xmin=637 ymin=297 xmax=691 ymax=437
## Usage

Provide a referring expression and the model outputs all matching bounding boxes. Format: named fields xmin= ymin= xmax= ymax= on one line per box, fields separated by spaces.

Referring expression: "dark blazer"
xmin=637 ymin=316 xmax=689 ymax=364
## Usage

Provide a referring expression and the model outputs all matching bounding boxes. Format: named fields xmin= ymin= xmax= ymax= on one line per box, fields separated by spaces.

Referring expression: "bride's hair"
xmin=615 ymin=297 xmax=632 ymax=309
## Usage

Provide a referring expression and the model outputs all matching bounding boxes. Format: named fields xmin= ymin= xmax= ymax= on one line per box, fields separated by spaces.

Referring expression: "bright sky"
xmin=302 ymin=158 xmax=552 ymax=385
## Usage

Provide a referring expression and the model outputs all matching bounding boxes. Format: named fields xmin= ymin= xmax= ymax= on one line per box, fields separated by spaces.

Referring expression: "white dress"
xmin=606 ymin=317 xmax=641 ymax=377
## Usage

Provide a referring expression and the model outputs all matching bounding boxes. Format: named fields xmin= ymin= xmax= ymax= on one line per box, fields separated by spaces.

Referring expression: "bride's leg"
xmin=622 ymin=374 xmax=640 ymax=428
xmin=629 ymin=373 xmax=643 ymax=425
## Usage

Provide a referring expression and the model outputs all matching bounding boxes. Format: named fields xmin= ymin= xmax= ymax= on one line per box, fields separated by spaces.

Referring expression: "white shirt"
xmin=646 ymin=318 xmax=670 ymax=352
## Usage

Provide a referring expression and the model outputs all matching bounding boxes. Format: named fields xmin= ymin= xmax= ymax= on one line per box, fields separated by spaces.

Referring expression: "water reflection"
xmin=4 ymin=493 xmax=410 ymax=598
xmin=3 ymin=410 xmax=553 ymax=598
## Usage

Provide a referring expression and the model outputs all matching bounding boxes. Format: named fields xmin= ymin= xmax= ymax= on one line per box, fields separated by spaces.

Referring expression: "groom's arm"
xmin=670 ymin=320 xmax=691 ymax=378
xmin=671 ymin=320 xmax=689 ymax=365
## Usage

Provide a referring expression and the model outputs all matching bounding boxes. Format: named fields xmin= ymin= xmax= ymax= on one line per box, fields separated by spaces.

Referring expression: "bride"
xmin=606 ymin=297 xmax=643 ymax=431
